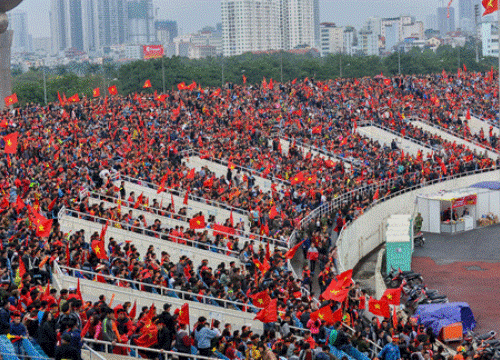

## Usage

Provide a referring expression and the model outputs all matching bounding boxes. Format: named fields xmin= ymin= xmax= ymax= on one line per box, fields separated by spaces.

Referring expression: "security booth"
xmin=385 ymin=214 xmax=413 ymax=273
xmin=415 ymin=187 xmax=495 ymax=234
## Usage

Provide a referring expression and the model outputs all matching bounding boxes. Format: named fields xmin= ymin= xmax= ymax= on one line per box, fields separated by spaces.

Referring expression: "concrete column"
xmin=0 ymin=30 xmax=13 ymax=109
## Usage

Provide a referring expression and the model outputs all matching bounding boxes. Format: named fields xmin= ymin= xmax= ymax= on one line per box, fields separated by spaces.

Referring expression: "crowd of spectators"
xmin=0 ymin=71 xmax=497 ymax=359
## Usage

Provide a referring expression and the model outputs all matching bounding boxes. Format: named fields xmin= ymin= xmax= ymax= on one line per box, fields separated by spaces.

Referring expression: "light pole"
xmin=42 ymin=59 xmax=47 ymax=105
xmin=280 ymin=50 xmax=283 ymax=83
xmin=398 ymin=46 xmax=401 ymax=75
xmin=162 ymin=56 xmax=166 ymax=94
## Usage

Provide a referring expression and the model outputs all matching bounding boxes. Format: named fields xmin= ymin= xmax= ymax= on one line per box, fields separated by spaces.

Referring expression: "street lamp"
xmin=42 ymin=59 xmax=47 ymax=105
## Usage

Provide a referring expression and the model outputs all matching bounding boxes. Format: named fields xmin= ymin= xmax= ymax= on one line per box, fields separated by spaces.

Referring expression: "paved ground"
xmin=412 ymin=223 xmax=500 ymax=334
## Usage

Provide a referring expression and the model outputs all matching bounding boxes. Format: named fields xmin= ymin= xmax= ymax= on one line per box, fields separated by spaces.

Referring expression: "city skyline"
xmin=14 ymin=0 xmax=461 ymax=40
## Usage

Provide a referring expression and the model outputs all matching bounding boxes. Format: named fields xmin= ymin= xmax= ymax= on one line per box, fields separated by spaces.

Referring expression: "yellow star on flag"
xmin=39 ymin=225 xmax=44 ymax=231
xmin=330 ymin=289 xmax=339 ymax=295
xmin=375 ymin=304 xmax=381 ymax=309
xmin=257 ymin=299 xmax=263 ymax=304
xmin=318 ymin=314 xmax=324 ymax=319
xmin=387 ymin=294 xmax=393 ymax=299
xmin=6 ymin=140 xmax=11 ymax=146
xmin=197 ymin=220 xmax=201 ymax=225
xmin=94 ymin=247 xmax=100 ymax=254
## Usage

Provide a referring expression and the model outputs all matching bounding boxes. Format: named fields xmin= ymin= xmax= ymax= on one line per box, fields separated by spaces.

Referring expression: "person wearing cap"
xmin=375 ymin=335 xmax=401 ymax=360
xmin=55 ymin=332 xmax=81 ymax=360
xmin=10 ymin=311 xmax=27 ymax=356
xmin=194 ymin=320 xmax=220 ymax=357
xmin=158 ymin=303 xmax=175 ymax=350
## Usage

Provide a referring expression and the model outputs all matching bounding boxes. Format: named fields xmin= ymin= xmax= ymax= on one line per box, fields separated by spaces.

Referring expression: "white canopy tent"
xmin=416 ymin=187 xmax=500 ymax=234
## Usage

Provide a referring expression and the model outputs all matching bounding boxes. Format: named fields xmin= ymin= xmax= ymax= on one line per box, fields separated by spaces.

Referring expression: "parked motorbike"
xmin=384 ymin=266 xmax=424 ymax=288
xmin=414 ymin=231 xmax=425 ymax=247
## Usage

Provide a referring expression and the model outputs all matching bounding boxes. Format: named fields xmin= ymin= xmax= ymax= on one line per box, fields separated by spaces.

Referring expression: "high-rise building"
xmin=281 ymin=0 xmax=316 ymax=50
xmin=155 ymin=20 xmax=178 ymax=44
xmin=365 ymin=17 xmax=382 ymax=37
xmin=221 ymin=0 xmax=282 ymax=56
xmin=425 ymin=15 xmax=438 ymax=31
xmin=127 ymin=0 xmax=155 ymax=44
xmin=459 ymin=0 xmax=481 ymax=33
xmin=437 ymin=7 xmax=455 ymax=36
xmin=358 ymin=29 xmax=378 ymax=56
xmin=221 ymin=0 xmax=318 ymax=56
xmin=50 ymin=0 xmax=68 ymax=53
xmin=320 ymin=22 xmax=344 ymax=56
xmin=343 ymin=27 xmax=356 ymax=56
xmin=7 ymin=11 xmax=31 ymax=53
xmin=81 ymin=0 xmax=99 ymax=53
xmin=481 ymin=21 xmax=498 ymax=57
xmin=384 ymin=23 xmax=398 ymax=50
xmin=96 ymin=0 xmax=128 ymax=48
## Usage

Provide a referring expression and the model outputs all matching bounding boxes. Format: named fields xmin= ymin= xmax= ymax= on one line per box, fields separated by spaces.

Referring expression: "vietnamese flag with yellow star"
xmin=368 ymin=297 xmax=391 ymax=318
xmin=177 ymin=303 xmax=189 ymax=325
xmin=4 ymin=93 xmax=18 ymax=106
xmin=321 ymin=286 xmax=350 ymax=303
xmin=189 ymin=215 xmax=206 ymax=229
xmin=483 ymin=0 xmax=498 ymax=15
xmin=35 ymin=213 xmax=53 ymax=238
xmin=3 ymin=132 xmax=18 ymax=154
xmin=310 ymin=305 xmax=342 ymax=325
xmin=382 ymin=288 xmax=401 ymax=306
xmin=250 ymin=290 xmax=271 ymax=308
xmin=91 ymin=238 xmax=108 ymax=260
xmin=93 ymin=88 xmax=100 ymax=98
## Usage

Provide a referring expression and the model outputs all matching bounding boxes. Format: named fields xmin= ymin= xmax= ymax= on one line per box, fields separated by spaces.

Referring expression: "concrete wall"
xmin=52 ymin=264 xmax=263 ymax=331
xmin=337 ymin=170 xmax=500 ymax=272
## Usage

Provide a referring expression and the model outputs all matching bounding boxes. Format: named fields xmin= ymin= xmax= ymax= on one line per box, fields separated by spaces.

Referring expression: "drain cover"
xmin=464 ymin=265 xmax=485 ymax=271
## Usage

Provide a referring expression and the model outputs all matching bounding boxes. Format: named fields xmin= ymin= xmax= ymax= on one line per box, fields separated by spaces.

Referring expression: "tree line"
xmin=12 ymin=42 xmax=497 ymax=106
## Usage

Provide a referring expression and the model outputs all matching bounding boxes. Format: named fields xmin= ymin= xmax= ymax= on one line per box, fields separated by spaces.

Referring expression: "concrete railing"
xmin=336 ymin=167 xmax=500 ymax=272
xmin=52 ymin=262 xmax=264 ymax=331
xmin=58 ymin=208 xmax=240 ymax=267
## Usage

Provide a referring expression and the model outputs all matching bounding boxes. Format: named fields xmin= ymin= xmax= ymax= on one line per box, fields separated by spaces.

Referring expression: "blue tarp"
xmin=470 ymin=181 xmax=500 ymax=190
xmin=414 ymin=302 xmax=476 ymax=336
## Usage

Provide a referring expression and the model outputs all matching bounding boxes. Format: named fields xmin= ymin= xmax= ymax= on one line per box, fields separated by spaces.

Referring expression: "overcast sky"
xmin=14 ymin=0 xmax=454 ymax=38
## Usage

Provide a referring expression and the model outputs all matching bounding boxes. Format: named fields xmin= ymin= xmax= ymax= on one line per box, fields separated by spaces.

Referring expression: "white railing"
xmin=279 ymin=135 xmax=355 ymax=168
xmin=471 ymin=112 xmax=499 ymax=129
xmin=82 ymin=338 xmax=215 ymax=360
xmin=59 ymin=207 xmax=240 ymax=257
xmin=113 ymin=173 xmax=249 ymax=217
xmin=181 ymin=148 xmax=291 ymax=186
xmin=86 ymin=191 xmax=287 ymax=248
xmin=359 ymin=120 xmax=441 ymax=152
xmin=58 ymin=264 xmax=258 ymax=312
xmin=412 ymin=116 xmax=500 ymax=156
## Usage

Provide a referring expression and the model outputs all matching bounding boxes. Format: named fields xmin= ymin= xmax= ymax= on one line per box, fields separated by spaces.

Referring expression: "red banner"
xmin=143 ymin=45 xmax=164 ymax=59
xmin=452 ymin=194 xmax=477 ymax=209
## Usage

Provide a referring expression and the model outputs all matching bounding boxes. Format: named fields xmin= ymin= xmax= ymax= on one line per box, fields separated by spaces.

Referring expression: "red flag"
xmin=312 ymin=125 xmax=322 ymax=134
xmin=3 ymin=132 xmax=18 ymax=154
xmin=81 ymin=319 xmax=91 ymax=339
xmin=337 ymin=269 xmax=353 ymax=287
xmin=129 ymin=301 xmax=137 ymax=319
xmin=383 ymin=78 xmax=391 ymax=86
xmin=100 ymin=221 xmax=108 ymax=242
xmin=91 ymin=239 xmax=107 ymax=260
xmin=35 ymin=214 xmax=52 ymax=238
xmin=68 ymin=93 xmax=80 ymax=102
xmin=108 ymin=85 xmax=118 ymax=95
xmin=269 ymin=205 xmax=279 ymax=220
xmin=290 ymin=171 xmax=305 ymax=185
xmin=228 ymin=161 xmax=236 ymax=170
xmin=189 ymin=215 xmax=206 ymax=229
xmin=373 ymin=188 xmax=380 ymax=200
xmin=178 ymin=303 xmax=190 ymax=325
xmin=177 ymin=82 xmax=187 ymax=90
xmin=15 ymin=196 xmax=25 ymax=213
xmin=242 ymin=74 xmax=247 ymax=84
xmin=18 ymin=259 xmax=26 ymax=279
xmin=135 ymin=322 xmax=158 ymax=347
xmin=268 ymin=78 xmax=274 ymax=90
xmin=284 ymin=240 xmax=305 ymax=260
xmin=171 ymin=194 xmax=175 ymax=213
xmin=186 ymin=168 xmax=195 ymax=180
xmin=321 ymin=286 xmax=349 ymax=303
xmin=93 ymin=88 xmax=100 ymax=98
xmin=382 ymin=288 xmax=401 ymax=306
xmin=393 ymin=306 xmax=398 ymax=328
xmin=48 ymin=198 xmax=57 ymax=211
xmin=310 ymin=305 xmax=338 ymax=325
xmin=4 ymin=93 xmax=18 ymax=106
xmin=42 ymin=280 xmax=51 ymax=301
xmin=254 ymin=298 xmax=277 ymax=323
xmin=466 ymin=108 xmax=471 ymax=120
xmin=76 ymin=278 xmax=83 ymax=301
xmin=183 ymin=188 xmax=189 ymax=205
xmin=143 ymin=79 xmax=152 ymax=88
xmin=57 ymin=91 xmax=64 ymax=105
xmin=230 ymin=210 xmax=234 ymax=227
xmin=212 ymin=224 xmax=235 ymax=237
xmin=463 ymin=63 xmax=467 ymax=72
xmin=250 ymin=291 xmax=271 ymax=308
xmin=368 ymin=297 xmax=391 ymax=318
xmin=292 ymin=78 xmax=297 ymax=84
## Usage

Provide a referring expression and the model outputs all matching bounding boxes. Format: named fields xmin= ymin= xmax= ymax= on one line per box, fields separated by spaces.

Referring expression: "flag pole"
xmin=498 ymin=9 xmax=500 ymax=116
